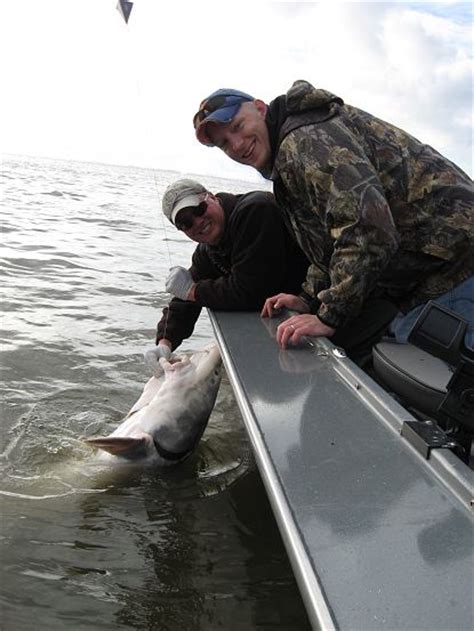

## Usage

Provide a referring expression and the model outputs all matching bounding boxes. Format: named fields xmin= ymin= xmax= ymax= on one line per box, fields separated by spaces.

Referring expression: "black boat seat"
xmin=372 ymin=340 xmax=455 ymax=418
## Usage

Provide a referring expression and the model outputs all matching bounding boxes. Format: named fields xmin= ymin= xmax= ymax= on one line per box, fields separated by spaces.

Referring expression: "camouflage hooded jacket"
xmin=266 ymin=80 xmax=473 ymax=329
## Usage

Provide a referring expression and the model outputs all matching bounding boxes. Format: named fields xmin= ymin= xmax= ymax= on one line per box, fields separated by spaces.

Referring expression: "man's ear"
xmin=254 ymin=99 xmax=268 ymax=117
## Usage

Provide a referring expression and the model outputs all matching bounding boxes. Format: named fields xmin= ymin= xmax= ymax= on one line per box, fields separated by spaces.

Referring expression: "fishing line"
xmin=118 ymin=5 xmax=179 ymax=342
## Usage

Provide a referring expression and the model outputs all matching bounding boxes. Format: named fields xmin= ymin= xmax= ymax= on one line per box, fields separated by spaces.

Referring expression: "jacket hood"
xmin=261 ymin=80 xmax=344 ymax=179
xmin=286 ymin=80 xmax=343 ymax=115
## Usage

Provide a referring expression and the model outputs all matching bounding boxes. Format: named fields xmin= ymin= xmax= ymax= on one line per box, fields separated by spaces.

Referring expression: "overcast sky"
xmin=1 ymin=1 xmax=472 ymax=181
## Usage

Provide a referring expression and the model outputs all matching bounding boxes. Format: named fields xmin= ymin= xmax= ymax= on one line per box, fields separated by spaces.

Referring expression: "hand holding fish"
xmin=166 ymin=266 xmax=195 ymax=300
xmin=144 ymin=342 xmax=172 ymax=377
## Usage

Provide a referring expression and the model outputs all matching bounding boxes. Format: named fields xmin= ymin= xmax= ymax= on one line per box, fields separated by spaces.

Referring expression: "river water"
xmin=0 ymin=155 xmax=311 ymax=630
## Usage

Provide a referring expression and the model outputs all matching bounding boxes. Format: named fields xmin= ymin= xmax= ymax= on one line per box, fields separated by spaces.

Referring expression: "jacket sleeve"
xmin=193 ymin=199 xmax=294 ymax=310
xmin=278 ymin=129 xmax=400 ymax=328
xmin=155 ymin=244 xmax=212 ymax=350
xmin=156 ymin=299 xmax=202 ymax=350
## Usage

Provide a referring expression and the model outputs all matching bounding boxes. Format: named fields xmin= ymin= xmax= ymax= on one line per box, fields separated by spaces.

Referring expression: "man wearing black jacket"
xmin=145 ymin=178 xmax=308 ymax=373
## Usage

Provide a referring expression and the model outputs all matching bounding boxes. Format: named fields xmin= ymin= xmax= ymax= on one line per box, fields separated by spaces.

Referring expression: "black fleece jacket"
xmin=156 ymin=191 xmax=308 ymax=349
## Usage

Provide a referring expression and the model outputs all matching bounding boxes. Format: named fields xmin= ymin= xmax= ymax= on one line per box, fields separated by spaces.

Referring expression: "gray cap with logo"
xmin=161 ymin=179 xmax=207 ymax=225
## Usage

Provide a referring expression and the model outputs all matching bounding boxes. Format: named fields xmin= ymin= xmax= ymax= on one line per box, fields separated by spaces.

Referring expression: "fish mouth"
xmin=152 ymin=437 xmax=192 ymax=462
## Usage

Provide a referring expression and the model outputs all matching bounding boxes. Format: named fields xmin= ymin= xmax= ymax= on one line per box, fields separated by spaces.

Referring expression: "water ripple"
xmin=0 ymin=155 xmax=307 ymax=631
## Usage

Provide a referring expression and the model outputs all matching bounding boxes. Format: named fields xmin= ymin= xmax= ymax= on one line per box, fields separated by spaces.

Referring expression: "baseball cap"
xmin=162 ymin=179 xmax=207 ymax=225
xmin=193 ymin=88 xmax=254 ymax=146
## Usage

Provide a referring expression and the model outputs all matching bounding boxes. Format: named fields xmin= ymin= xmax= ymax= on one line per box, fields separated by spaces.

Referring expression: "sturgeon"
xmin=84 ymin=344 xmax=222 ymax=465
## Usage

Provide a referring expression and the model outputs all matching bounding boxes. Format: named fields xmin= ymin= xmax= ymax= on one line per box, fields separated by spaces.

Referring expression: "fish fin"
xmin=84 ymin=435 xmax=150 ymax=457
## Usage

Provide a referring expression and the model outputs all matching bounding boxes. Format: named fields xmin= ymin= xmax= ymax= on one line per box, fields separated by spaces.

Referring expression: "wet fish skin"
xmin=84 ymin=344 xmax=222 ymax=466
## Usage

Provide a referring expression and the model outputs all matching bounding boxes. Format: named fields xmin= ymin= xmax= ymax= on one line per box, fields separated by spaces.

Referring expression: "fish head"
xmin=160 ymin=343 xmax=222 ymax=387
xmin=189 ymin=343 xmax=222 ymax=383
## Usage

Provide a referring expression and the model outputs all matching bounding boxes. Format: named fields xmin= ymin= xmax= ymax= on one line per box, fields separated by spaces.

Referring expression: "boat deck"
xmin=209 ymin=310 xmax=473 ymax=631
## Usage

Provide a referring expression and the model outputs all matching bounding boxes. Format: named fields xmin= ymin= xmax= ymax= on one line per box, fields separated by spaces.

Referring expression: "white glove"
xmin=144 ymin=343 xmax=171 ymax=377
xmin=166 ymin=266 xmax=194 ymax=300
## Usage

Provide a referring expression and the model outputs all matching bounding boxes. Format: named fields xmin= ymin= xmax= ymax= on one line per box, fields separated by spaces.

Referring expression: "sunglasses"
xmin=175 ymin=200 xmax=208 ymax=231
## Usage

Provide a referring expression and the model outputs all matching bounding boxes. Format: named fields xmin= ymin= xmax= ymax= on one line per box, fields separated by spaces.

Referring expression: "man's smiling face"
xmin=205 ymin=101 xmax=271 ymax=172
xmin=178 ymin=194 xmax=225 ymax=246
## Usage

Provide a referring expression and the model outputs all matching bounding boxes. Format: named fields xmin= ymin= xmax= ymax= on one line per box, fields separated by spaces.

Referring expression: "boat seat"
xmin=372 ymin=340 xmax=454 ymax=418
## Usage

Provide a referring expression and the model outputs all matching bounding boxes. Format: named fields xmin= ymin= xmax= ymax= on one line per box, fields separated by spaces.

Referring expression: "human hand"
xmin=261 ymin=293 xmax=310 ymax=318
xmin=276 ymin=314 xmax=335 ymax=349
xmin=165 ymin=266 xmax=195 ymax=301
xmin=144 ymin=341 xmax=172 ymax=377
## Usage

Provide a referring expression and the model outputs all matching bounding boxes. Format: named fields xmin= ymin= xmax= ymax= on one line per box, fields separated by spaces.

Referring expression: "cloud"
xmin=1 ymin=1 xmax=471 ymax=178
xmin=378 ymin=5 xmax=472 ymax=173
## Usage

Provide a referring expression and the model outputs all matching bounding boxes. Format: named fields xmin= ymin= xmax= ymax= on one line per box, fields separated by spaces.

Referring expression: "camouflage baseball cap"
xmin=162 ymin=179 xmax=207 ymax=225
xmin=193 ymin=88 xmax=254 ymax=146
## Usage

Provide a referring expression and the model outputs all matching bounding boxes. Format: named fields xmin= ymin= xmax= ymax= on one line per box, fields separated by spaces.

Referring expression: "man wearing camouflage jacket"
xmin=193 ymin=81 xmax=473 ymax=349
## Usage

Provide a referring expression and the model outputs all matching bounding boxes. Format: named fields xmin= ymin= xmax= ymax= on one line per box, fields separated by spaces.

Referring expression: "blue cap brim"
xmin=196 ymin=104 xmax=242 ymax=146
